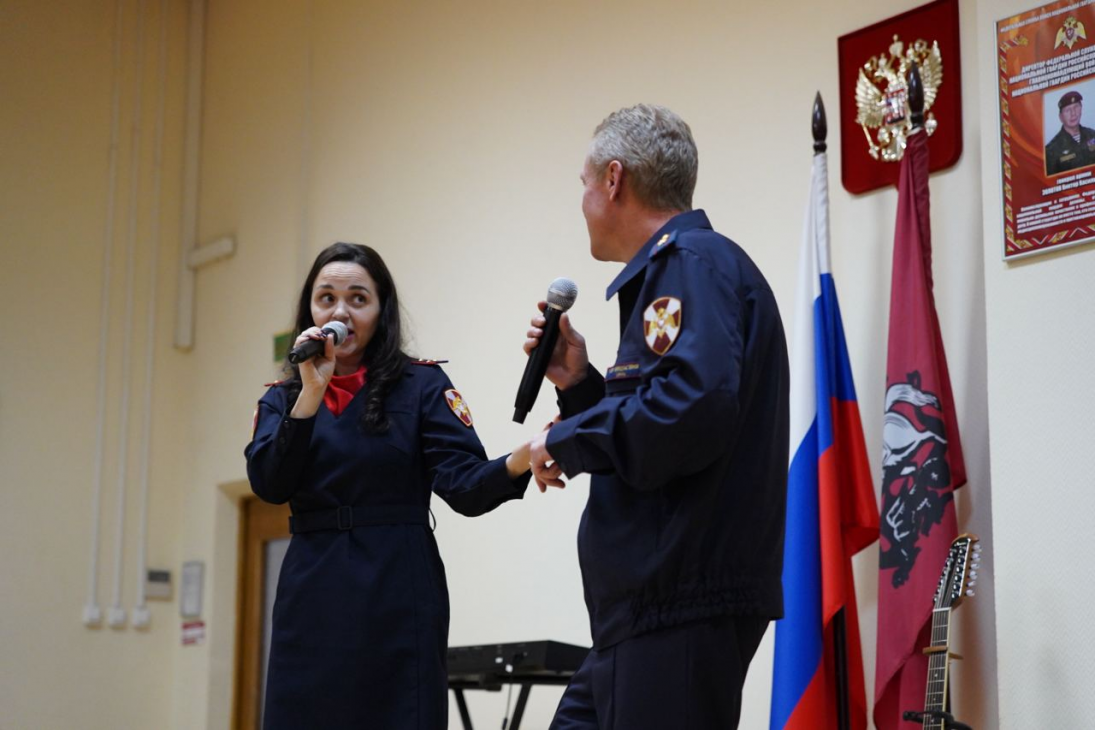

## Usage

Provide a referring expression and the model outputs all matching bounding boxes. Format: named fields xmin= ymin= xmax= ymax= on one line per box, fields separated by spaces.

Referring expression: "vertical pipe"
xmin=174 ymin=0 xmax=206 ymax=350
xmin=132 ymin=0 xmax=170 ymax=629
xmin=85 ymin=0 xmax=127 ymax=628
xmin=108 ymin=0 xmax=147 ymax=629
xmin=297 ymin=0 xmax=314 ymax=279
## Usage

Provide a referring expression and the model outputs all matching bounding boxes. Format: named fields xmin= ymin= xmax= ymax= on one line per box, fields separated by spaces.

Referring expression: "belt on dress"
xmin=288 ymin=504 xmax=428 ymax=534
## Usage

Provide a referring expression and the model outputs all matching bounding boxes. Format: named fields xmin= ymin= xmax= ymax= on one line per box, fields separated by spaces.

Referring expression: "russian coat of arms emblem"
xmin=855 ymin=35 xmax=944 ymax=162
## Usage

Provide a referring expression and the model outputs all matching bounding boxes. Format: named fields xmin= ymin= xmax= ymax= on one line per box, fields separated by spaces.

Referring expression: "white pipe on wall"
xmin=108 ymin=0 xmax=147 ymax=630
xmin=132 ymin=0 xmax=170 ymax=630
xmin=297 ymin=0 xmax=314 ymax=280
xmin=174 ymin=0 xmax=206 ymax=351
xmin=85 ymin=0 xmax=126 ymax=629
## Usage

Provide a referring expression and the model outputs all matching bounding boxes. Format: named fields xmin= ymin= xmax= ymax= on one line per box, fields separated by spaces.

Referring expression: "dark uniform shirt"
xmin=546 ymin=209 xmax=790 ymax=650
xmin=1045 ymin=125 xmax=1095 ymax=175
xmin=245 ymin=361 xmax=529 ymax=730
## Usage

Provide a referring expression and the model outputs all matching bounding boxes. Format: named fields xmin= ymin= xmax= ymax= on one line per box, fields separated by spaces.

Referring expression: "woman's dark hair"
xmin=286 ymin=242 xmax=407 ymax=433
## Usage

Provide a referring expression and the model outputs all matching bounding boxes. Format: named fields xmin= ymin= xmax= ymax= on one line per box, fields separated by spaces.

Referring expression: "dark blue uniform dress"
xmin=245 ymin=361 xmax=530 ymax=730
xmin=545 ymin=210 xmax=789 ymax=729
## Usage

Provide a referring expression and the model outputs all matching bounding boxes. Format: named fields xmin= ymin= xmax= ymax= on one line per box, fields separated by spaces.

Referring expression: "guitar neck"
xmin=922 ymin=607 xmax=952 ymax=729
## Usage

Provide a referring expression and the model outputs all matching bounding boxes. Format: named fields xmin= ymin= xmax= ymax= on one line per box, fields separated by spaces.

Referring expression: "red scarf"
xmin=324 ymin=366 xmax=367 ymax=417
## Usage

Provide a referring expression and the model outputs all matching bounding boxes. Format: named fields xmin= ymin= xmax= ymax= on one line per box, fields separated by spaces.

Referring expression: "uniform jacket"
xmin=546 ymin=209 xmax=789 ymax=649
xmin=246 ymin=360 xmax=529 ymax=729
xmin=1045 ymin=125 xmax=1095 ymax=175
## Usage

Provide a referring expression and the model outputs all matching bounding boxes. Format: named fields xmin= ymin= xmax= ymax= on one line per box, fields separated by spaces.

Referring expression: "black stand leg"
xmin=833 ymin=608 xmax=850 ymax=730
xmin=454 ymin=688 xmax=473 ymax=730
xmin=509 ymin=684 xmax=532 ymax=730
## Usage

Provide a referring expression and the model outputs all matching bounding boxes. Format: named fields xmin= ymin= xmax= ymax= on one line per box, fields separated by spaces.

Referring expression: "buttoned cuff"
xmin=556 ymin=364 xmax=605 ymax=419
xmin=275 ymin=411 xmax=316 ymax=456
xmin=545 ymin=416 xmax=585 ymax=479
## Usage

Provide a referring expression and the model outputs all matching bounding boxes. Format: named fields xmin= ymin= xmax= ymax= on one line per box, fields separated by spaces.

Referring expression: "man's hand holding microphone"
xmin=516 ymin=278 xmax=589 ymax=492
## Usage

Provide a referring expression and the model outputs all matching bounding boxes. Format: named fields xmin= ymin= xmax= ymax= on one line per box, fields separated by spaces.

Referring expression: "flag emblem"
xmin=643 ymin=296 xmax=682 ymax=355
xmin=880 ymin=372 xmax=954 ymax=587
xmin=444 ymin=389 xmax=474 ymax=427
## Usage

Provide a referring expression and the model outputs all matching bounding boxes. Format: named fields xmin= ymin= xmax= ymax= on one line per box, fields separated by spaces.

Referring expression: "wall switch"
xmin=180 ymin=561 xmax=204 ymax=618
xmin=146 ymin=569 xmax=172 ymax=600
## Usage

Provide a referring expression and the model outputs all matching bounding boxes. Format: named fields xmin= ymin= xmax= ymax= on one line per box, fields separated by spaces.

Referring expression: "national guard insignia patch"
xmin=643 ymin=296 xmax=682 ymax=355
xmin=444 ymin=389 xmax=474 ymax=427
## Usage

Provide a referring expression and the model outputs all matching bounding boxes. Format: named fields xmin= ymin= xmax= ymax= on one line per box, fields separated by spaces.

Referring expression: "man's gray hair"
xmin=588 ymin=104 xmax=698 ymax=212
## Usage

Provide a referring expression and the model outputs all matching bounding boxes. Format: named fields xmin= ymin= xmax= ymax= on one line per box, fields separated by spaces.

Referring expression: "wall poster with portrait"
xmin=998 ymin=0 xmax=1095 ymax=260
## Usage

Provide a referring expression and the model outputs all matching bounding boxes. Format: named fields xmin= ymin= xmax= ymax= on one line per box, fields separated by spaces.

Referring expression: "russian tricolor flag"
xmin=770 ymin=148 xmax=879 ymax=730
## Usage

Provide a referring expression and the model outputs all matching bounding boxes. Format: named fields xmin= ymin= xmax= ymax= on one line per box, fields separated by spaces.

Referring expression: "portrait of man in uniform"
xmin=1044 ymin=88 xmax=1095 ymax=175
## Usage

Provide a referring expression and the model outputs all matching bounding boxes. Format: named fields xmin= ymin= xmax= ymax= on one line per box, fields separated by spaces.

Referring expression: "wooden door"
xmin=234 ymin=497 xmax=291 ymax=730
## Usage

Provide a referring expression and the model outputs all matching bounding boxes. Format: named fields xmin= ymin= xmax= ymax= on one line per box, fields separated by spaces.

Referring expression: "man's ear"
xmin=606 ymin=160 xmax=624 ymax=202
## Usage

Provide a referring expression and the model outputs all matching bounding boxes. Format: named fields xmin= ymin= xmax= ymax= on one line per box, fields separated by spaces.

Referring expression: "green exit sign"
xmin=273 ymin=331 xmax=293 ymax=363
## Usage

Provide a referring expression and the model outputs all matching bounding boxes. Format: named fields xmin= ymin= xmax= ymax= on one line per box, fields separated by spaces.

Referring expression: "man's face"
xmin=580 ymin=156 xmax=612 ymax=261
xmin=1061 ymin=101 xmax=1083 ymax=131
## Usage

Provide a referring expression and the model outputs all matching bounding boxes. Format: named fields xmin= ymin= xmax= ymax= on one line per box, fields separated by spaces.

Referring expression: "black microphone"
xmin=287 ymin=321 xmax=348 ymax=364
xmin=513 ymin=278 xmax=578 ymax=423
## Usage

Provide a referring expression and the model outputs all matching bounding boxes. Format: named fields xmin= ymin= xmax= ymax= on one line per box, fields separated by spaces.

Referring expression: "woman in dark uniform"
xmin=245 ymin=242 xmax=531 ymax=729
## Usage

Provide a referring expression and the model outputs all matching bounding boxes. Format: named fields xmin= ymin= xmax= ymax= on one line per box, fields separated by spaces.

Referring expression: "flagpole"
xmin=812 ymin=91 xmax=850 ymax=730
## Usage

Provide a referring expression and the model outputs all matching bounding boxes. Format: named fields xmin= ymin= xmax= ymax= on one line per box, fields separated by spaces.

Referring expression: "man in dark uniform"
xmin=1045 ymin=90 xmax=1095 ymax=175
xmin=525 ymin=104 xmax=789 ymax=728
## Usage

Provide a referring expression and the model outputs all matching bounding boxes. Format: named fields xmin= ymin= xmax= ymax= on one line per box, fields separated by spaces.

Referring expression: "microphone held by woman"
xmin=287 ymin=321 xmax=347 ymax=363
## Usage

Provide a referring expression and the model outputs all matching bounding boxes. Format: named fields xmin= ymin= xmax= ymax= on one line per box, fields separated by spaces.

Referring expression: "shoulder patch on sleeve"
xmin=410 ymin=358 xmax=449 ymax=367
xmin=643 ymin=296 xmax=683 ymax=355
xmin=444 ymin=388 xmax=474 ymax=427
xmin=649 ymin=230 xmax=678 ymax=259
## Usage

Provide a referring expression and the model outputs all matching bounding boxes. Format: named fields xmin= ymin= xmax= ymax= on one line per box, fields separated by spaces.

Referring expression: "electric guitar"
xmin=916 ymin=533 xmax=982 ymax=729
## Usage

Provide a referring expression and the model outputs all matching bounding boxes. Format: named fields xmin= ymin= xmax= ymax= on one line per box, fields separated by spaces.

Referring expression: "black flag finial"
xmin=813 ymin=92 xmax=827 ymax=154
xmin=908 ymin=62 xmax=925 ymax=130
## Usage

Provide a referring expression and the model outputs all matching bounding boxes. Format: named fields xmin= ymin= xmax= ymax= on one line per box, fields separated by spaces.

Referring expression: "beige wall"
xmin=976 ymin=0 xmax=1095 ymax=726
xmin=12 ymin=0 xmax=1090 ymax=727
xmin=1 ymin=0 xmax=192 ymax=727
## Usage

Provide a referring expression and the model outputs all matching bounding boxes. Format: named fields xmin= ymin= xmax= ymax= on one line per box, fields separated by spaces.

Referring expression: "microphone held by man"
xmin=512 ymin=277 xmax=578 ymax=423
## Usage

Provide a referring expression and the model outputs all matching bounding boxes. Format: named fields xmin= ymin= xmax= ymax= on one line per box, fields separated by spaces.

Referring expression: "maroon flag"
xmin=873 ymin=129 xmax=967 ymax=730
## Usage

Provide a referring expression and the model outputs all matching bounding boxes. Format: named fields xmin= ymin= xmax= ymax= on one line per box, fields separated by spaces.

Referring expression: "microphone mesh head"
xmin=323 ymin=321 xmax=348 ymax=345
xmin=546 ymin=277 xmax=578 ymax=312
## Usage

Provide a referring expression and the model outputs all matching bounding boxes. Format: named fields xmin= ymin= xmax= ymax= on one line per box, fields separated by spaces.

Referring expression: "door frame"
xmin=233 ymin=496 xmax=291 ymax=730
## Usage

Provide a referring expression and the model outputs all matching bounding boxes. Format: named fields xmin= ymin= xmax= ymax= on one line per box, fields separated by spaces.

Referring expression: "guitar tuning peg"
xmin=966 ymin=589 xmax=976 ymax=597
xmin=969 ymin=570 xmax=978 ymax=579
xmin=968 ymin=579 xmax=977 ymax=587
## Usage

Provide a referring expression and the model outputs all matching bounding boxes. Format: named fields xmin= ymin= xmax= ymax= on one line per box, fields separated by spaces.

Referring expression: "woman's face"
xmin=309 ymin=261 xmax=382 ymax=370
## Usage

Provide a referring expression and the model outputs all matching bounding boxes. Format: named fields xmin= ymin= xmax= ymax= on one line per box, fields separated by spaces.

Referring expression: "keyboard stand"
xmin=450 ymin=675 xmax=574 ymax=730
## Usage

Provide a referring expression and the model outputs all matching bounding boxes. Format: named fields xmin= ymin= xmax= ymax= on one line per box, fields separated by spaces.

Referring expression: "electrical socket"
xmin=108 ymin=606 xmax=127 ymax=628
xmin=132 ymin=605 xmax=151 ymax=629
xmin=82 ymin=604 xmax=102 ymax=627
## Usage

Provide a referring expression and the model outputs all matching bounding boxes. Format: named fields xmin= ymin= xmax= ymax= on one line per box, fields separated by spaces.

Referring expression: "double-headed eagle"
xmin=855 ymin=36 xmax=943 ymax=162
xmin=1055 ymin=16 xmax=1087 ymax=50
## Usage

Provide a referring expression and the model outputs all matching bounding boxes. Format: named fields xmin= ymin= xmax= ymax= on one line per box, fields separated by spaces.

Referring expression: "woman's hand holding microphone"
xmin=290 ymin=327 xmax=338 ymax=419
